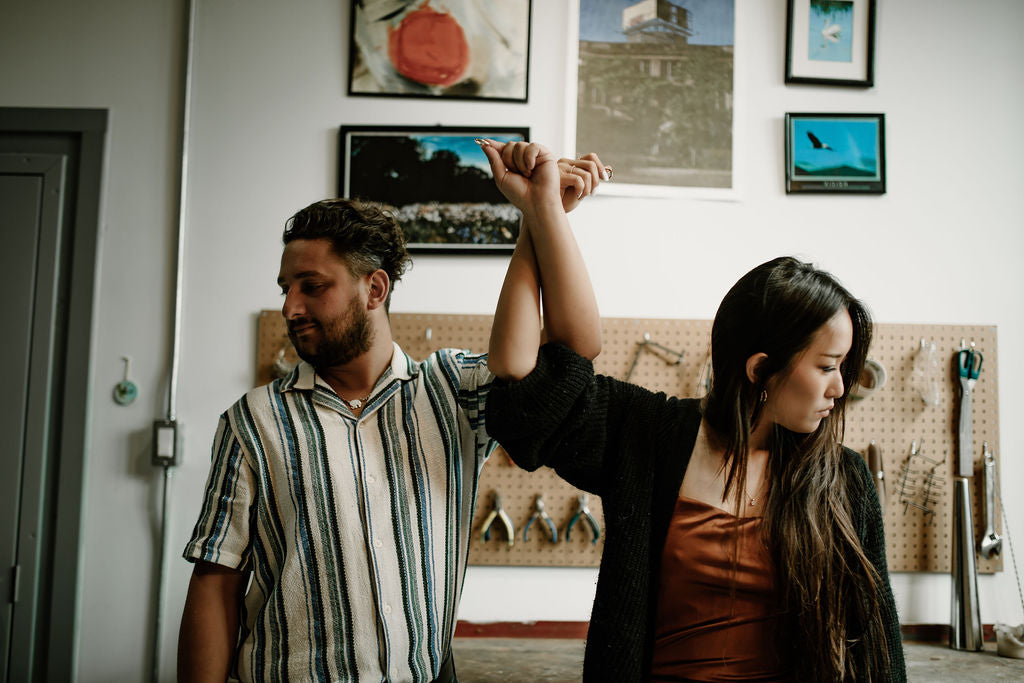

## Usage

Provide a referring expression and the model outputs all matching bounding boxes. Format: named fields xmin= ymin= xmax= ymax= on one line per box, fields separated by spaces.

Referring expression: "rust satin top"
xmin=650 ymin=496 xmax=789 ymax=682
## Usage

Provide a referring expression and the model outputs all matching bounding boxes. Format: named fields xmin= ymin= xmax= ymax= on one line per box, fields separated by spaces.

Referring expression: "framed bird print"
xmin=784 ymin=113 xmax=885 ymax=194
xmin=785 ymin=0 xmax=875 ymax=86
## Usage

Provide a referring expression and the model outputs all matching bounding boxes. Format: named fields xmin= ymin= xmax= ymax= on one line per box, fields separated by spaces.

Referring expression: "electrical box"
xmin=152 ymin=419 xmax=181 ymax=466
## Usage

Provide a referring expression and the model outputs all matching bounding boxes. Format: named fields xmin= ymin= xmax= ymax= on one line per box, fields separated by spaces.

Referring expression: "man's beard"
xmin=287 ymin=296 xmax=373 ymax=370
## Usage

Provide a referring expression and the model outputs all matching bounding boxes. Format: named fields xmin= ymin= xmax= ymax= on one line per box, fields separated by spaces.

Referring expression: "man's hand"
xmin=480 ymin=140 xmax=611 ymax=217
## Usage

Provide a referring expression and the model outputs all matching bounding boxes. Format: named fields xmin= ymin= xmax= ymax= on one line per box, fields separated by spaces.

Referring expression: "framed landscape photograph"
xmin=785 ymin=113 xmax=885 ymax=194
xmin=571 ymin=0 xmax=736 ymax=196
xmin=348 ymin=0 xmax=532 ymax=102
xmin=338 ymin=125 xmax=528 ymax=254
xmin=785 ymin=0 xmax=875 ymax=86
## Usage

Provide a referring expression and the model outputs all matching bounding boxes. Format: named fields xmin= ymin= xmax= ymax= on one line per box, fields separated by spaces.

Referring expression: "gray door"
xmin=0 ymin=154 xmax=67 ymax=682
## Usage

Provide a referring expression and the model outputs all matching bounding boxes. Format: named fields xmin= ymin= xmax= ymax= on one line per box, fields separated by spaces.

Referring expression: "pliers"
xmin=479 ymin=491 xmax=515 ymax=548
xmin=566 ymin=493 xmax=601 ymax=545
xmin=523 ymin=495 xmax=558 ymax=543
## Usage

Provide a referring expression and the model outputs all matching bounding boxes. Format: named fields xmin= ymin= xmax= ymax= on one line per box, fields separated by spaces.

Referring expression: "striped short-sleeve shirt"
xmin=183 ymin=343 xmax=496 ymax=682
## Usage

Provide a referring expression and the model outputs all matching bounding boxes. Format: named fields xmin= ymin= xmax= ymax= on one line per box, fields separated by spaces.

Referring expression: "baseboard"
xmin=455 ymin=621 xmax=589 ymax=639
xmin=900 ymin=623 xmax=997 ymax=643
xmin=455 ymin=621 xmax=996 ymax=643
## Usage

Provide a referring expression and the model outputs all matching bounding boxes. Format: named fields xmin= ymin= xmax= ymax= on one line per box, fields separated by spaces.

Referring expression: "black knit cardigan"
xmin=485 ymin=343 xmax=906 ymax=682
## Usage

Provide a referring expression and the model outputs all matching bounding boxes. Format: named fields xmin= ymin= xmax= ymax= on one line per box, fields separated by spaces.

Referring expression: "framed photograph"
xmin=338 ymin=125 xmax=528 ymax=254
xmin=569 ymin=0 xmax=736 ymax=197
xmin=785 ymin=113 xmax=885 ymax=194
xmin=785 ymin=0 xmax=876 ymax=86
xmin=348 ymin=0 xmax=532 ymax=102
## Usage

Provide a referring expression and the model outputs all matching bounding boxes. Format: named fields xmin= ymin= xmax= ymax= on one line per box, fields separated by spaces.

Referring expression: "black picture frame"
xmin=347 ymin=0 xmax=532 ymax=102
xmin=785 ymin=113 xmax=885 ymax=194
xmin=338 ymin=125 xmax=529 ymax=255
xmin=785 ymin=0 xmax=876 ymax=87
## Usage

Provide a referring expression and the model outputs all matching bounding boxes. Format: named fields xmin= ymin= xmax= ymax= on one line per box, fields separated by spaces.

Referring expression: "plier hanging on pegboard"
xmin=479 ymin=491 xmax=515 ymax=548
xmin=566 ymin=493 xmax=601 ymax=545
xmin=523 ymin=494 xmax=558 ymax=544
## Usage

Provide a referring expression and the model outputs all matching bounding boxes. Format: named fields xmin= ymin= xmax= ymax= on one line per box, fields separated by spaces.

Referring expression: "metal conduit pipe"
xmin=152 ymin=0 xmax=197 ymax=680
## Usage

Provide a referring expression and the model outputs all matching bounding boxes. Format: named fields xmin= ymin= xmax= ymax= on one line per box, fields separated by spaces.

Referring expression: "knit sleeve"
xmin=485 ymin=342 xmax=661 ymax=496
xmin=846 ymin=448 xmax=907 ymax=682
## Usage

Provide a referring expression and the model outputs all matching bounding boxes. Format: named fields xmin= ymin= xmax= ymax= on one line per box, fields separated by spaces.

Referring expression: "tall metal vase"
xmin=950 ymin=476 xmax=983 ymax=650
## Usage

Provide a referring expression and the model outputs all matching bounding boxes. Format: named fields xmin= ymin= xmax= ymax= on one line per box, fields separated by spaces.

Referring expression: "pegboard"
xmin=256 ymin=311 xmax=1001 ymax=573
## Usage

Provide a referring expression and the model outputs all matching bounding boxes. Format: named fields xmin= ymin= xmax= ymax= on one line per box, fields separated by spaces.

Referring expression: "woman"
xmin=478 ymin=139 xmax=906 ymax=682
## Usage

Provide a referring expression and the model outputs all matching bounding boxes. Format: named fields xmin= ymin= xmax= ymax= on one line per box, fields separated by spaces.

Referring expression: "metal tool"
xmin=566 ymin=493 xmax=601 ymax=545
xmin=894 ymin=441 xmax=919 ymax=513
xmin=951 ymin=341 xmax=983 ymax=651
xmin=867 ymin=441 xmax=886 ymax=508
xmin=955 ymin=340 xmax=983 ymax=478
xmin=918 ymin=462 xmax=945 ymax=525
xmin=479 ymin=492 xmax=515 ymax=548
xmin=624 ymin=333 xmax=684 ymax=382
xmin=523 ymin=495 xmax=558 ymax=544
xmin=951 ymin=476 xmax=983 ymax=651
xmin=980 ymin=442 xmax=1003 ymax=559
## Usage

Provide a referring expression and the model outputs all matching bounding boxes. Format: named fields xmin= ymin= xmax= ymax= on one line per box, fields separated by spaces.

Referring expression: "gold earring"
xmin=760 ymin=389 xmax=768 ymax=404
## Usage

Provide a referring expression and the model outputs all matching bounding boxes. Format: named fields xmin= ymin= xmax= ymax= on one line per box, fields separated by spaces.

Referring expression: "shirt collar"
xmin=280 ymin=341 xmax=418 ymax=394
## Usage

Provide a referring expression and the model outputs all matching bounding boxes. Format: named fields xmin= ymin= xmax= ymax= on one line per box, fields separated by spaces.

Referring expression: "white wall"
xmin=3 ymin=1 xmax=1023 ymax=680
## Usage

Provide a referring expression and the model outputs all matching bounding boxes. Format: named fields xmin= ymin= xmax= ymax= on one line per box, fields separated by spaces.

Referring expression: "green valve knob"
xmin=114 ymin=380 xmax=138 ymax=405
xmin=113 ymin=356 xmax=138 ymax=406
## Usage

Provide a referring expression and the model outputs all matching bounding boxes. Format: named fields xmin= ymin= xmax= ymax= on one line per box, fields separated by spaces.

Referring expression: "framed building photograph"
xmin=348 ymin=0 xmax=532 ymax=102
xmin=338 ymin=125 xmax=529 ymax=254
xmin=785 ymin=113 xmax=885 ymax=194
xmin=571 ymin=0 xmax=736 ymax=196
xmin=785 ymin=0 xmax=876 ymax=86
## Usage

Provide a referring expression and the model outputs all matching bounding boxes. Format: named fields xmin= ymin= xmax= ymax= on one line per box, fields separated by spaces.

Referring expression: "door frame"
xmin=0 ymin=107 xmax=107 ymax=681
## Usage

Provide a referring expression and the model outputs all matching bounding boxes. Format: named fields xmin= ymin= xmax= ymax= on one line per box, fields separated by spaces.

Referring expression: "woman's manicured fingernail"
xmin=474 ymin=138 xmax=488 ymax=148
xmin=603 ymin=166 xmax=613 ymax=181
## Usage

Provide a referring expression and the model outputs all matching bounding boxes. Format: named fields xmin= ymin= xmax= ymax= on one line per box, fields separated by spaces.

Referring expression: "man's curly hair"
xmin=283 ymin=199 xmax=411 ymax=311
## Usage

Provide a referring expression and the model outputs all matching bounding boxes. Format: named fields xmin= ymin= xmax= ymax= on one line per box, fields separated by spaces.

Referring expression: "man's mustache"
xmin=288 ymin=317 xmax=319 ymax=333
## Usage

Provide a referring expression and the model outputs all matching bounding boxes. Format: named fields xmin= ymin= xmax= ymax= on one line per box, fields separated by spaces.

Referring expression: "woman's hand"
xmin=480 ymin=140 xmax=610 ymax=216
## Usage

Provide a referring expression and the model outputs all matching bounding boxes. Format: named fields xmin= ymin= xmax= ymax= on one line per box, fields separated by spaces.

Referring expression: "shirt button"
xmin=374 ymin=538 xmax=383 ymax=548
xmin=384 ymin=604 xmax=392 ymax=615
xmin=368 ymin=475 xmax=376 ymax=484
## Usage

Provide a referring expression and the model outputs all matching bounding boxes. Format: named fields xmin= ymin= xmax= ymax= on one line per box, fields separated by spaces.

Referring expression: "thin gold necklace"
xmin=743 ymin=479 xmax=762 ymax=507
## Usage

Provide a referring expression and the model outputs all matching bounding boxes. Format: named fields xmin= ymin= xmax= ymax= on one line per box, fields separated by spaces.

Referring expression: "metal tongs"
xmin=566 ymin=493 xmax=601 ymax=545
xmin=479 ymin=492 xmax=515 ymax=548
xmin=523 ymin=494 xmax=558 ymax=543
xmin=955 ymin=340 xmax=983 ymax=477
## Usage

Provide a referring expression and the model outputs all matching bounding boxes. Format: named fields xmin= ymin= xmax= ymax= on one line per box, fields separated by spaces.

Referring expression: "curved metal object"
xmin=523 ymin=495 xmax=558 ymax=543
xmin=480 ymin=492 xmax=515 ymax=548
xmin=950 ymin=477 xmax=983 ymax=651
xmin=979 ymin=443 xmax=1003 ymax=559
xmin=566 ymin=493 xmax=601 ymax=545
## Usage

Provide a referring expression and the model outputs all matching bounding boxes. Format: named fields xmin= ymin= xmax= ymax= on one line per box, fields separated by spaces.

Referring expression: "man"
xmin=177 ymin=199 xmax=495 ymax=682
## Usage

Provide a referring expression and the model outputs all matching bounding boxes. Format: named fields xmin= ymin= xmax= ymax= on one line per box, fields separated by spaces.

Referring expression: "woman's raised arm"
xmin=481 ymin=140 xmax=606 ymax=380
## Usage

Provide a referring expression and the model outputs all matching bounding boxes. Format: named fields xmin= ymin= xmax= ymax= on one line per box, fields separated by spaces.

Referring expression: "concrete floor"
xmin=451 ymin=638 xmax=1024 ymax=682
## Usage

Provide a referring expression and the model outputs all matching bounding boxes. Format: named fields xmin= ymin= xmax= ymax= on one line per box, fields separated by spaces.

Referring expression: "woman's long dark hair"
xmin=702 ymin=256 xmax=888 ymax=681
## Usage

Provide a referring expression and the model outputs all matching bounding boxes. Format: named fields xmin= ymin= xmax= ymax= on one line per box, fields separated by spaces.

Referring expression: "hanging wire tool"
xmin=624 ymin=333 xmax=685 ymax=382
xmin=523 ymin=495 xmax=559 ymax=543
xmin=480 ymin=491 xmax=515 ymax=548
xmin=955 ymin=340 xmax=983 ymax=478
xmin=566 ymin=493 xmax=601 ymax=545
